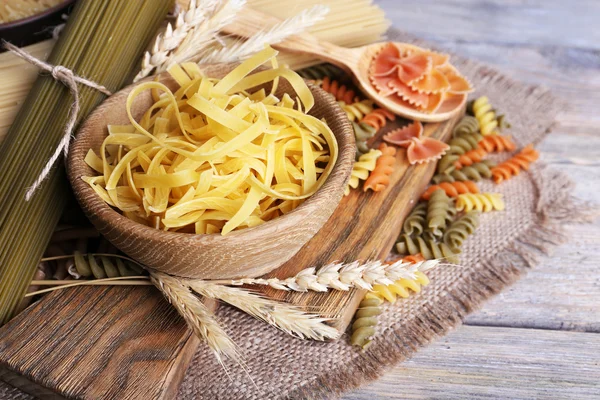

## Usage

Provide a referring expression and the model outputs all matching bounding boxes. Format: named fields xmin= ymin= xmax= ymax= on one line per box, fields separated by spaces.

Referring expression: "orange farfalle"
xmin=407 ymin=137 xmax=449 ymax=165
xmin=383 ymin=121 xmax=424 ymax=146
xmin=421 ymin=181 xmax=479 ymax=200
xmin=418 ymin=49 xmax=449 ymax=68
xmin=364 ymin=143 xmax=396 ymax=192
xmin=370 ymin=74 xmax=397 ymax=97
xmin=455 ymin=147 xmax=488 ymax=169
xmin=370 ymin=42 xmax=402 ymax=77
xmin=368 ymin=43 xmax=472 ymax=114
xmin=437 ymin=65 xmax=473 ymax=94
xmin=491 ymin=144 xmax=540 ymax=184
xmin=421 ymin=92 xmax=445 ymax=114
xmin=388 ymin=76 xmax=430 ymax=108
xmin=383 ymin=121 xmax=449 ymax=165
xmin=396 ymin=53 xmax=432 ymax=84
xmin=409 ymin=68 xmax=450 ymax=94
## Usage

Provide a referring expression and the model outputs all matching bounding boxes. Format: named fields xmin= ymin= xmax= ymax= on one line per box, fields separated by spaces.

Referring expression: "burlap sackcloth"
xmin=0 ymin=29 xmax=594 ymax=400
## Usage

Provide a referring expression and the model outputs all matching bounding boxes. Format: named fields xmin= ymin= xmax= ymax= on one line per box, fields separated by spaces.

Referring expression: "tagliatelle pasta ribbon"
xmin=84 ymin=46 xmax=338 ymax=235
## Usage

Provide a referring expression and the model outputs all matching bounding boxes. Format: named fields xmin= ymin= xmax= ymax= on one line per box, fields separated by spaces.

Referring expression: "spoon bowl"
xmin=223 ymin=10 xmax=467 ymax=122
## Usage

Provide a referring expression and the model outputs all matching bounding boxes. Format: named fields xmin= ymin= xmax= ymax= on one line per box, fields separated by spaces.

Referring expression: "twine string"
xmin=2 ymin=41 xmax=113 ymax=201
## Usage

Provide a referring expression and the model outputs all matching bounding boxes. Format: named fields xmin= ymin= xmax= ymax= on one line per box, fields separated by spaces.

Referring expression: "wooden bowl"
xmin=68 ymin=64 xmax=355 ymax=279
xmin=0 ymin=0 xmax=75 ymax=49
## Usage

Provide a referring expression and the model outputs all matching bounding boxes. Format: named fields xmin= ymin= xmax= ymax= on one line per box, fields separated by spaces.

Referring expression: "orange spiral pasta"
xmin=361 ymin=108 xmax=396 ymax=130
xmin=364 ymin=143 xmax=396 ymax=192
xmin=319 ymin=76 xmax=358 ymax=104
xmin=491 ymin=144 xmax=539 ymax=183
xmin=401 ymin=254 xmax=426 ymax=263
xmin=478 ymin=134 xmax=516 ymax=153
xmin=454 ymin=147 xmax=488 ymax=169
xmin=421 ymin=181 xmax=479 ymax=200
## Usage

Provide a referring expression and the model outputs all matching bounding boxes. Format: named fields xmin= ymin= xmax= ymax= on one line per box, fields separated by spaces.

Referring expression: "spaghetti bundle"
xmin=84 ymin=47 xmax=337 ymax=235
xmin=0 ymin=0 xmax=171 ymax=325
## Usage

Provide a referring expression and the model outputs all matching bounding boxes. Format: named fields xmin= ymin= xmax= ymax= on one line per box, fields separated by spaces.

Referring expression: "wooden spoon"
xmin=222 ymin=8 xmax=467 ymax=123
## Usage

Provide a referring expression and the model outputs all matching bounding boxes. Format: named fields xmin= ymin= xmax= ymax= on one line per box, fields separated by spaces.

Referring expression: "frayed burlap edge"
xmin=283 ymin=47 xmax=597 ymax=400
xmin=286 ymin=166 xmax=597 ymax=400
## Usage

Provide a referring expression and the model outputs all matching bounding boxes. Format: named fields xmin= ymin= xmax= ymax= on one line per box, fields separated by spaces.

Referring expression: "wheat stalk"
xmin=133 ymin=0 xmax=210 ymax=82
xmin=167 ymin=0 xmax=247 ymax=67
xmin=218 ymin=260 xmax=439 ymax=292
xmin=190 ymin=281 xmax=340 ymax=341
xmin=151 ymin=272 xmax=241 ymax=365
xmin=199 ymin=5 xmax=329 ymax=64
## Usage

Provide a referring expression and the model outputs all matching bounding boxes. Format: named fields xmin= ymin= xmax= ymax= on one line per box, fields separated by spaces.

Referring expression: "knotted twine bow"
xmin=2 ymin=41 xmax=113 ymax=201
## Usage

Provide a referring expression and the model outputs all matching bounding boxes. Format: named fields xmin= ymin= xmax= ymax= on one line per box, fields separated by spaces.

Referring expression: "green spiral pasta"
xmin=402 ymin=202 xmax=428 ymax=236
xmin=426 ymin=189 xmax=454 ymax=237
xmin=497 ymin=114 xmax=511 ymax=131
xmin=395 ymin=235 xmax=460 ymax=264
xmin=350 ymin=297 xmax=383 ymax=349
xmin=296 ymin=63 xmax=345 ymax=81
xmin=436 ymin=154 xmax=460 ymax=175
xmin=437 ymin=135 xmax=482 ymax=174
xmin=432 ymin=160 xmax=495 ymax=183
xmin=452 ymin=115 xmax=480 ymax=138
xmin=73 ymin=251 xmax=145 ymax=279
xmin=443 ymin=211 xmax=480 ymax=249
xmin=352 ymin=121 xmax=377 ymax=157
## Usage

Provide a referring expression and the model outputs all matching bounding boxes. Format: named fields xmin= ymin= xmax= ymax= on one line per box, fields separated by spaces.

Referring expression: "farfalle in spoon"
xmin=383 ymin=121 xmax=449 ymax=165
xmin=369 ymin=43 xmax=474 ymax=114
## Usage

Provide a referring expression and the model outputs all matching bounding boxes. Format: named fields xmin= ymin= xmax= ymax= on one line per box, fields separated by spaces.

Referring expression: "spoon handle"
xmin=221 ymin=8 xmax=360 ymax=71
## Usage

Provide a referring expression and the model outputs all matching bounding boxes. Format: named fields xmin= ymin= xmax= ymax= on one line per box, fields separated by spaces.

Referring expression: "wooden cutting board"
xmin=0 ymin=112 xmax=460 ymax=399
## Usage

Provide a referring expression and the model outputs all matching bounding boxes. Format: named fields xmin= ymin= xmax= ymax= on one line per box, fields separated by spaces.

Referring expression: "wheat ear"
xmin=134 ymin=0 xmax=209 ymax=82
xmin=190 ymin=281 xmax=340 ymax=341
xmin=199 ymin=5 xmax=329 ymax=64
xmin=220 ymin=260 xmax=439 ymax=292
xmin=151 ymin=272 xmax=241 ymax=365
xmin=167 ymin=0 xmax=247 ymax=67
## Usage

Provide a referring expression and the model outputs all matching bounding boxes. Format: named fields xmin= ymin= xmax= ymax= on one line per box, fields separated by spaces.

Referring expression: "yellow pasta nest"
xmin=83 ymin=47 xmax=338 ymax=235
xmin=456 ymin=193 xmax=505 ymax=212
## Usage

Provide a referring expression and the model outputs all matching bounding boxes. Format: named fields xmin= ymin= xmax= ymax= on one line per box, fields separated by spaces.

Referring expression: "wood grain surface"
xmin=0 ymin=48 xmax=460 ymax=399
xmin=346 ymin=1 xmax=600 ymax=398
xmin=0 ymin=287 xmax=211 ymax=400
xmin=260 ymin=115 xmax=460 ymax=331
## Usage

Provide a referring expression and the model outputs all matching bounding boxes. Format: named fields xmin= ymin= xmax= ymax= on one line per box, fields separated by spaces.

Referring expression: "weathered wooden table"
xmin=347 ymin=1 xmax=600 ymax=398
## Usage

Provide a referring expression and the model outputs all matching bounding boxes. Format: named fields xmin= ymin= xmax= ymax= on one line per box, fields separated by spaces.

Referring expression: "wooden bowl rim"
xmin=68 ymin=64 xmax=355 ymax=248
xmin=0 ymin=0 xmax=74 ymax=29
